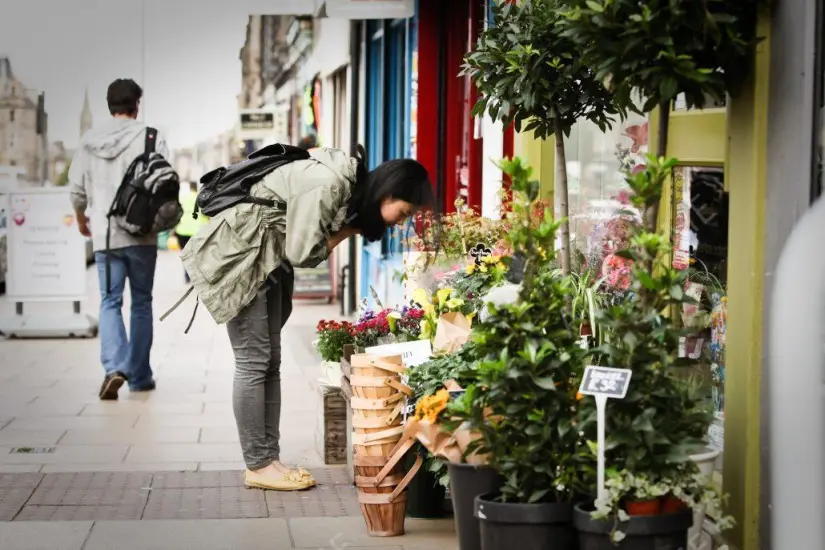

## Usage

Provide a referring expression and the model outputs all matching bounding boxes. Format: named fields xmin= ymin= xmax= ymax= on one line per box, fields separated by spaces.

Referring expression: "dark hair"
xmin=298 ymin=135 xmax=318 ymax=150
xmin=346 ymin=145 xmax=436 ymax=243
xmin=107 ymin=79 xmax=143 ymax=116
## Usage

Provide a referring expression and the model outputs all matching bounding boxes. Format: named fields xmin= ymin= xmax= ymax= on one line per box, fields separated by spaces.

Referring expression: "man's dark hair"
xmin=107 ymin=79 xmax=143 ymax=116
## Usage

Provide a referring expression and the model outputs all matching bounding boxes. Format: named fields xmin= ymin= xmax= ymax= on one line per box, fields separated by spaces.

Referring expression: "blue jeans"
xmin=94 ymin=245 xmax=157 ymax=390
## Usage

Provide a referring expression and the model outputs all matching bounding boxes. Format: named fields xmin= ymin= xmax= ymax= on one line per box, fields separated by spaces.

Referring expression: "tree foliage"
xmin=559 ymin=0 xmax=759 ymax=113
xmin=463 ymin=0 xmax=624 ymax=140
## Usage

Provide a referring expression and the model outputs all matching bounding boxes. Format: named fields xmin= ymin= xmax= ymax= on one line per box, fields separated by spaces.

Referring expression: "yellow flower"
xmin=466 ymin=263 xmax=476 ymax=275
xmin=436 ymin=288 xmax=453 ymax=306
xmin=479 ymin=265 xmax=488 ymax=273
xmin=415 ymin=389 xmax=450 ymax=423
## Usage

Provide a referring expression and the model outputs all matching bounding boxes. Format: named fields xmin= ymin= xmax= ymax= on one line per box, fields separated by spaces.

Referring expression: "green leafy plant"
xmin=463 ymin=0 xmax=624 ymax=274
xmin=457 ymin=157 xmax=589 ymax=504
xmin=559 ymin=0 xmax=759 ymax=226
xmin=576 ymin=156 xmax=717 ymax=516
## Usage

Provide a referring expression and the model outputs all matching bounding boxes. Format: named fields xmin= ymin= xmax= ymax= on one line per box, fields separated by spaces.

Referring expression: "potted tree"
xmin=458 ymin=157 xmax=588 ymax=550
xmin=463 ymin=0 xmax=624 ymax=274
xmin=572 ymin=157 xmax=733 ymax=548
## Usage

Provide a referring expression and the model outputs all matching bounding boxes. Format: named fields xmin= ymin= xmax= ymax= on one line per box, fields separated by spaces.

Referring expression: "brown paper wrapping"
xmin=432 ymin=312 xmax=472 ymax=354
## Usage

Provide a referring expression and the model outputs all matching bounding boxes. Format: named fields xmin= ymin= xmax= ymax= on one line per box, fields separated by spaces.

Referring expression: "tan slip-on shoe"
xmin=244 ymin=469 xmax=314 ymax=491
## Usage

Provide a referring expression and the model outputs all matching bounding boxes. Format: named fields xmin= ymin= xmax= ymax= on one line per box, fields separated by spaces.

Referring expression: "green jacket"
xmin=179 ymin=148 xmax=355 ymax=324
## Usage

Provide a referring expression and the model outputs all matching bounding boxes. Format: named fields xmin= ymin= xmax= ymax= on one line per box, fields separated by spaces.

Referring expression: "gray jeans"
xmin=226 ymin=267 xmax=294 ymax=470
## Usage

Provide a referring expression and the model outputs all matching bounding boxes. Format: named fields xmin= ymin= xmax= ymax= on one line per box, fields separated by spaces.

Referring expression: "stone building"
xmin=0 ymin=56 xmax=49 ymax=183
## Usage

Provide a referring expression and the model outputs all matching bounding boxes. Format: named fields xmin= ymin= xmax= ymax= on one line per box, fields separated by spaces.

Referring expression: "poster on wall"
xmin=6 ymin=188 xmax=87 ymax=301
xmin=672 ymin=168 xmax=691 ymax=270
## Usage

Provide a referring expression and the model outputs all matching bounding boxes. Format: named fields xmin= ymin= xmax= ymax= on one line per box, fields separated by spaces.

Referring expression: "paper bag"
xmin=433 ymin=312 xmax=472 ymax=354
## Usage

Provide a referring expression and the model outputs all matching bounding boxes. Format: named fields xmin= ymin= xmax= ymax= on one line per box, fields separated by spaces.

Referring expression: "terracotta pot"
xmin=624 ymin=498 xmax=662 ymax=516
xmin=661 ymin=495 xmax=688 ymax=514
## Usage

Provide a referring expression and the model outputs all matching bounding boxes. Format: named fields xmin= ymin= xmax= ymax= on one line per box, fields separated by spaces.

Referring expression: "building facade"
xmin=0 ymin=56 xmax=48 ymax=184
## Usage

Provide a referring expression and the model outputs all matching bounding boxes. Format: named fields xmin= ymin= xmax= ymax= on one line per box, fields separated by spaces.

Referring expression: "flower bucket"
xmin=447 ymin=463 xmax=503 ymax=550
xmin=475 ymin=494 xmax=576 ymax=550
xmin=573 ymin=503 xmax=693 ymax=550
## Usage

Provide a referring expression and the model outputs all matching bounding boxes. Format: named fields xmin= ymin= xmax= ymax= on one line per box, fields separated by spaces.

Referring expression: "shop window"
xmin=563 ymin=109 xmax=649 ymax=257
xmin=676 ymin=166 xmax=728 ymax=464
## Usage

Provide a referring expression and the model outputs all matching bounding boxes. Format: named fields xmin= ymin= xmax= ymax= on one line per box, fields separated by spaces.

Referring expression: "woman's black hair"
xmin=347 ymin=145 xmax=437 ymax=243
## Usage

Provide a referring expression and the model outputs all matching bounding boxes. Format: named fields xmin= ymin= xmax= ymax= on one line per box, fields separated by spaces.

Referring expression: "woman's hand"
xmin=327 ymin=226 xmax=360 ymax=252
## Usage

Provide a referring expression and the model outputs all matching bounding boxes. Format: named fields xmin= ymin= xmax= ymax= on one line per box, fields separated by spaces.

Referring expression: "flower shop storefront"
xmin=306 ymin=1 xmax=823 ymax=549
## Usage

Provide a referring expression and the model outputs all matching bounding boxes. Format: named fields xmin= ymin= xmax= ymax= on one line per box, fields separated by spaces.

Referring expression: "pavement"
xmin=0 ymin=250 xmax=457 ymax=549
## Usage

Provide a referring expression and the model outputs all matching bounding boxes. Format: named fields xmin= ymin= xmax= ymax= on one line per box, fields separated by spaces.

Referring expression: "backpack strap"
xmin=144 ymin=127 xmax=158 ymax=155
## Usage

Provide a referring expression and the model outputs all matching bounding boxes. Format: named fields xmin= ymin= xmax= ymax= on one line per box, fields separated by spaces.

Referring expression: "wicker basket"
xmin=348 ymin=353 xmax=421 ymax=537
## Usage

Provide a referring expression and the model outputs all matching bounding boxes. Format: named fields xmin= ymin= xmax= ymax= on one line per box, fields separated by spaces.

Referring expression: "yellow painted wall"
xmin=721 ymin=12 xmax=772 ymax=550
xmin=514 ymin=130 xmax=554 ymax=203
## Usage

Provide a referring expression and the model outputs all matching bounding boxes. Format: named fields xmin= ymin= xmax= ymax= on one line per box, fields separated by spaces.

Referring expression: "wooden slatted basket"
xmin=348 ymin=353 xmax=421 ymax=537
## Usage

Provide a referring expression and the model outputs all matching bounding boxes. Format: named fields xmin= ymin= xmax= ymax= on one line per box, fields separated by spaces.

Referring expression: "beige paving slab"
xmin=199 ymin=426 xmax=239 ymax=443
xmin=6 ymin=415 xmax=138 ymax=431
xmin=0 ymin=464 xmax=43 ymax=473
xmin=0 ymin=521 xmax=93 ymax=550
xmin=125 ymin=443 xmax=241 ymax=463
xmin=60 ymin=426 xmax=201 ymax=445
xmin=83 ymin=519 xmax=293 ymax=550
xmin=79 ymin=401 xmax=204 ymax=416
xmin=141 ymin=391 xmax=230 ymax=404
xmin=0 ymin=429 xmax=66 ymax=446
xmin=198 ymin=461 xmax=245 ymax=471
xmin=134 ymin=413 xmax=236 ymax=428
xmin=201 ymin=403 xmax=234 ymax=416
xmin=40 ymin=462 xmax=198 ymax=473
xmin=2 ymin=444 xmax=130 ymax=465
xmin=0 ymin=401 xmax=85 ymax=417
xmin=288 ymin=517 xmax=457 ymax=549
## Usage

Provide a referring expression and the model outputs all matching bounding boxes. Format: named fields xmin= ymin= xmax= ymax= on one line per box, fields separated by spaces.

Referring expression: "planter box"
xmin=316 ymin=382 xmax=347 ymax=465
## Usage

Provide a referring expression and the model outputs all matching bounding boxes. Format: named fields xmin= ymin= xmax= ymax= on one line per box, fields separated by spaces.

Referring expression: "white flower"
xmin=611 ymin=530 xmax=626 ymax=543
xmin=617 ymin=510 xmax=630 ymax=522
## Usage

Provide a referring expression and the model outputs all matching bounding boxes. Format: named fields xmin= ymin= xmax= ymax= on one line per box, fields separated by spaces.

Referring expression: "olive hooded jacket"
xmin=178 ymin=147 xmax=355 ymax=324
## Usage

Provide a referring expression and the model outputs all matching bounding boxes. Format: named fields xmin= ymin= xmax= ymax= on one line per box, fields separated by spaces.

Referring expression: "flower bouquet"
xmin=351 ymin=301 xmax=425 ymax=350
xmin=315 ymin=319 xmax=356 ymax=385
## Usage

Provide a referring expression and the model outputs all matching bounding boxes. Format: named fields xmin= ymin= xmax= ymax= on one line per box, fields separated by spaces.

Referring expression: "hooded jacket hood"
xmin=81 ymin=118 xmax=146 ymax=160
xmin=309 ymin=147 xmax=358 ymax=187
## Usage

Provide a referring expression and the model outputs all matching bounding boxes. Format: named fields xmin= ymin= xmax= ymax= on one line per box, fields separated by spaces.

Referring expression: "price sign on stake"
xmin=578 ymin=366 xmax=633 ymax=504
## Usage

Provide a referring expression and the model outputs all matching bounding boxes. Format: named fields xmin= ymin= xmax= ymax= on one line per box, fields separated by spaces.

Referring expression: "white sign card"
xmin=6 ymin=188 xmax=87 ymax=301
xmin=578 ymin=366 xmax=633 ymax=504
xmin=365 ymin=339 xmax=433 ymax=368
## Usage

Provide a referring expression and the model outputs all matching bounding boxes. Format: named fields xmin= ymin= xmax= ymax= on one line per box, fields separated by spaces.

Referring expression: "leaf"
xmin=585 ymin=1 xmax=604 ymax=13
xmin=528 ymin=488 xmax=550 ymax=503
xmin=533 ymin=376 xmax=558 ymax=390
xmin=659 ymin=77 xmax=679 ymax=101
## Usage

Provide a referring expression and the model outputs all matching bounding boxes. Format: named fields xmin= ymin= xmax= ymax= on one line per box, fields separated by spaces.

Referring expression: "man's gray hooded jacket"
xmin=69 ymin=118 xmax=169 ymax=252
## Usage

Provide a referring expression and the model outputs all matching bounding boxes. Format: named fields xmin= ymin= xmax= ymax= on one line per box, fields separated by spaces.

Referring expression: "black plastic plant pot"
xmin=447 ymin=463 xmax=503 ymax=550
xmin=573 ymin=503 xmax=693 ymax=550
xmin=475 ymin=493 xmax=577 ymax=550
xmin=405 ymin=451 xmax=447 ymax=519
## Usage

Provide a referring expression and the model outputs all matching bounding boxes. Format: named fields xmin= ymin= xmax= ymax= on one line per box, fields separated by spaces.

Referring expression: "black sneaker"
xmin=99 ymin=371 xmax=127 ymax=400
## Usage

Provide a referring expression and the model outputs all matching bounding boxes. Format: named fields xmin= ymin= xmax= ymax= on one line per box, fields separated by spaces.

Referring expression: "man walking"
xmin=69 ymin=79 xmax=167 ymax=400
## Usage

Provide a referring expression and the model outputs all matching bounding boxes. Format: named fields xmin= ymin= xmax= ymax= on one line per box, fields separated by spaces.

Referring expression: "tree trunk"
xmin=554 ymin=118 xmax=572 ymax=275
xmin=644 ymin=100 xmax=671 ymax=233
